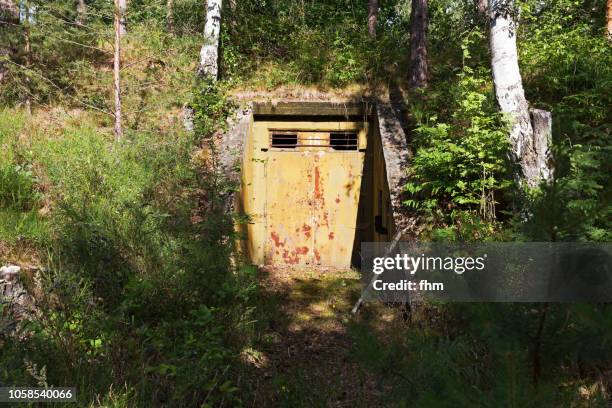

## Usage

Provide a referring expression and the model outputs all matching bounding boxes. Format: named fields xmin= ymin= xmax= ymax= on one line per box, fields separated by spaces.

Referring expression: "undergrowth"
xmin=0 ymin=82 xmax=256 ymax=407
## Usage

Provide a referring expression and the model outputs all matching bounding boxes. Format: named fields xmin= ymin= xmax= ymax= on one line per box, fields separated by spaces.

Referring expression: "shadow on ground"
xmin=236 ymin=267 xmax=409 ymax=407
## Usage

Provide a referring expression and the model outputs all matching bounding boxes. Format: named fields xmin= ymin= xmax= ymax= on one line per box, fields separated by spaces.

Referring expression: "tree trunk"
xmin=22 ymin=0 xmax=31 ymax=114
xmin=118 ymin=0 xmax=127 ymax=37
xmin=113 ymin=0 xmax=123 ymax=141
xmin=607 ymin=0 xmax=612 ymax=39
xmin=489 ymin=0 xmax=551 ymax=187
xmin=76 ymin=0 xmax=86 ymax=26
xmin=228 ymin=0 xmax=237 ymax=31
xmin=409 ymin=0 xmax=428 ymax=90
xmin=368 ymin=0 xmax=378 ymax=38
xmin=529 ymin=108 xmax=553 ymax=182
xmin=166 ymin=0 xmax=174 ymax=34
xmin=199 ymin=0 xmax=222 ymax=79
xmin=475 ymin=0 xmax=487 ymax=20
xmin=0 ymin=0 xmax=19 ymax=22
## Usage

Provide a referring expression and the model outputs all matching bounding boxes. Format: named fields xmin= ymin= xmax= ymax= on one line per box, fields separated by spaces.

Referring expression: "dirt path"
xmin=240 ymin=267 xmax=401 ymax=407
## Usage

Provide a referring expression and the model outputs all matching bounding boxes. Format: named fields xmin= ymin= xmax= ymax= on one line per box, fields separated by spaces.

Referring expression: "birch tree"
xmin=20 ymin=0 xmax=33 ymax=114
xmin=166 ymin=0 xmax=174 ymax=34
xmin=409 ymin=0 xmax=428 ymax=90
xmin=113 ymin=0 xmax=123 ymax=140
xmin=368 ymin=0 xmax=378 ymax=38
xmin=199 ymin=0 xmax=222 ymax=79
xmin=76 ymin=0 xmax=86 ymax=26
xmin=118 ymin=0 xmax=126 ymax=36
xmin=489 ymin=0 xmax=551 ymax=187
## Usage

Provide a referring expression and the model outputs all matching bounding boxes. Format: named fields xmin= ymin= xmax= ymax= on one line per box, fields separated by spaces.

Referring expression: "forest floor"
xmin=241 ymin=266 xmax=409 ymax=407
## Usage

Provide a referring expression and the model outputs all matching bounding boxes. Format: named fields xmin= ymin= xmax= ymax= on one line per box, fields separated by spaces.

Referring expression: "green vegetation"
xmin=0 ymin=103 xmax=255 ymax=404
xmin=350 ymin=303 xmax=612 ymax=406
xmin=0 ymin=0 xmax=610 ymax=406
xmin=403 ymin=1 xmax=611 ymax=242
xmin=404 ymin=34 xmax=512 ymax=240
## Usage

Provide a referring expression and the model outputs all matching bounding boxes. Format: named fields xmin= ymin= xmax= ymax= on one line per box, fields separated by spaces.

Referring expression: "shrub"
xmin=404 ymin=34 xmax=513 ymax=240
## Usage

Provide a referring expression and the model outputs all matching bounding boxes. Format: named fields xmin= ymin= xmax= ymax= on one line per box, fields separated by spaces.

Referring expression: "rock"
xmin=0 ymin=265 xmax=21 ymax=282
xmin=1 ymin=264 xmax=36 ymax=338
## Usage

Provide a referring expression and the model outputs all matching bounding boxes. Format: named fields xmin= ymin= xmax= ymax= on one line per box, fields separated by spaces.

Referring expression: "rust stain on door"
xmin=265 ymin=146 xmax=362 ymax=267
xmin=313 ymin=151 xmax=362 ymax=266
xmin=265 ymin=150 xmax=314 ymax=266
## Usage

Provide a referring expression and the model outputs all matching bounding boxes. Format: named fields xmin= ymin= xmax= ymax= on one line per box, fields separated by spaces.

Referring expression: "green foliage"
xmin=512 ymin=0 xmax=612 ymax=242
xmin=404 ymin=33 xmax=513 ymax=240
xmin=351 ymin=303 xmax=612 ymax=407
xmin=221 ymin=0 xmax=410 ymax=87
xmin=0 ymin=110 xmax=46 ymax=244
xmin=0 ymin=111 xmax=39 ymax=211
xmin=0 ymin=0 xmax=109 ymax=106
xmin=0 ymin=94 xmax=254 ymax=405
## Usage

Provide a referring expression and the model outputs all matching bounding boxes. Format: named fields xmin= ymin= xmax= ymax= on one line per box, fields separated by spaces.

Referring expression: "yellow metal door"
xmin=312 ymin=151 xmax=363 ymax=267
xmin=265 ymin=151 xmax=314 ymax=266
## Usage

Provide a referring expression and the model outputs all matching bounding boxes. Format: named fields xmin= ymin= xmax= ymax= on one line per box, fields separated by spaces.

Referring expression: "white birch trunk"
xmin=76 ymin=0 xmax=86 ymax=26
xmin=166 ymin=0 xmax=174 ymax=33
xmin=18 ymin=0 xmax=35 ymax=24
xmin=118 ymin=0 xmax=127 ymax=37
xmin=489 ymin=0 xmax=550 ymax=187
xmin=199 ymin=0 xmax=222 ymax=79
xmin=114 ymin=0 xmax=123 ymax=140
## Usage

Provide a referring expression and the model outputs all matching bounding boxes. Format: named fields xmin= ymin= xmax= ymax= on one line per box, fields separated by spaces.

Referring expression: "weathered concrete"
xmin=352 ymin=103 xmax=413 ymax=313
xmin=218 ymin=104 xmax=252 ymax=213
xmin=219 ymin=105 xmax=251 ymax=180
xmin=375 ymin=102 xmax=412 ymax=234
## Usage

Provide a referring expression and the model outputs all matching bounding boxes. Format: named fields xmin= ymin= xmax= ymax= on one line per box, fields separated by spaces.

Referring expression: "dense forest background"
xmin=0 ymin=0 xmax=610 ymax=406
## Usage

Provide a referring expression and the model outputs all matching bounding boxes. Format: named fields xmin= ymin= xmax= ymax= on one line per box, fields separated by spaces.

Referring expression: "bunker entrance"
xmin=238 ymin=102 xmax=394 ymax=269
xmin=266 ymin=135 xmax=363 ymax=266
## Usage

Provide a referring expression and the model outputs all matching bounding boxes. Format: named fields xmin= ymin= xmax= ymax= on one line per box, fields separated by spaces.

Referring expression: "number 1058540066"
xmin=0 ymin=387 xmax=76 ymax=402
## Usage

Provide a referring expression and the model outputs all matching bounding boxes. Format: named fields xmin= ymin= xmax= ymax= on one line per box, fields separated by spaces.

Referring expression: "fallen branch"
xmin=351 ymin=227 xmax=409 ymax=314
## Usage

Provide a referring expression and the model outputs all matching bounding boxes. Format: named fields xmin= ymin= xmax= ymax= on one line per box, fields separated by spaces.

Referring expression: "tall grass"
xmin=0 ymin=96 xmax=255 ymax=406
xmin=0 ymin=110 xmax=46 ymax=246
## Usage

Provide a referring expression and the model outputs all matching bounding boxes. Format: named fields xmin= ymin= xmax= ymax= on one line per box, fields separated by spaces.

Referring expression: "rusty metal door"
xmin=312 ymin=151 xmax=362 ymax=267
xmin=265 ymin=151 xmax=314 ymax=266
xmin=265 ymin=132 xmax=363 ymax=268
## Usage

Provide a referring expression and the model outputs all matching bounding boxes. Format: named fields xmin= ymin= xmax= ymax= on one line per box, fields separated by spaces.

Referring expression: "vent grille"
xmin=271 ymin=132 xmax=298 ymax=148
xmin=330 ymin=133 xmax=358 ymax=151
xmin=269 ymin=131 xmax=359 ymax=150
